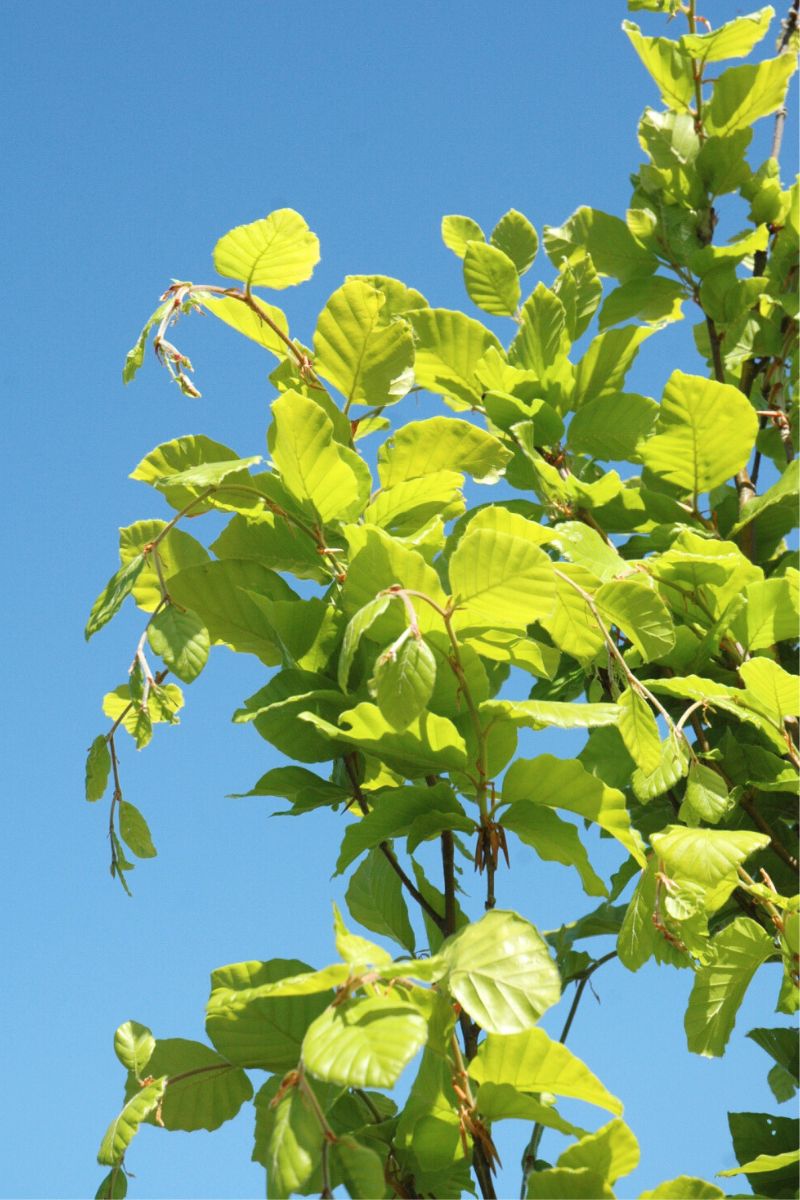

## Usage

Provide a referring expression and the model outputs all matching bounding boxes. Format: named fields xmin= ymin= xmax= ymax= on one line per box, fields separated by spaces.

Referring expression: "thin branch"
xmin=343 ymin=755 xmax=445 ymax=930
xmin=740 ymin=794 xmax=799 ymax=873
xmin=520 ymin=953 xmax=617 ymax=1195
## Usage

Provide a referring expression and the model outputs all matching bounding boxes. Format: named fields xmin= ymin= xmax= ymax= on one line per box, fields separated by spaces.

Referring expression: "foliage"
xmin=86 ymin=3 xmax=799 ymax=1196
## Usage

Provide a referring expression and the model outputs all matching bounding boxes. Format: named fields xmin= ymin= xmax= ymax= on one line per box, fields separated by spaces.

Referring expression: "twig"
xmin=520 ymin=952 xmax=617 ymax=1195
xmin=343 ymin=755 xmax=445 ymax=931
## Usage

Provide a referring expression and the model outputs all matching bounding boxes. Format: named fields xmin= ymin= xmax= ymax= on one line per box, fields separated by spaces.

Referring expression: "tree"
xmin=85 ymin=3 xmax=799 ymax=1196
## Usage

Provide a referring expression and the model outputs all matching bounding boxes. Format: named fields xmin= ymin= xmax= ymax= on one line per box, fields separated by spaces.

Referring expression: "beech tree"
xmin=85 ymin=2 xmax=799 ymax=1197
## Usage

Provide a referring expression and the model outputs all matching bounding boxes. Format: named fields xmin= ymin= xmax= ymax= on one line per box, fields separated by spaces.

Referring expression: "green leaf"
xmin=119 ymin=801 xmax=157 ymax=859
xmin=200 ymin=293 xmax=289 ymax=358
xmin=739 ymin=657 xmax=799 ymax=724
xmin=364 ymin=470 xmax=464 ymax=536
xmin=732 ymin=458 xmax=798 ymax=533
xmin=229 ymin=764 xmax=348 ymax=811
xmin=332 ymin=903 xmax=392 ymax=967
xmin=730 ymin=575 xmax=800 ymax=651
xmin=95 ymin=1168 xmax=128 ymax=1199
xmin=491 ymin=209 xmax=538 ymax=274
xmin=113 ymin=1021 xmax=155 ymax=1078
xmin=623 ymin=20 xmax=695 ymax=110
xmin=347 ymin=273 xmax=429 ymax=318
xmin=599 ymin=276 xmax=686 ymax=330
xmin=302 ymin=994 xmax=428 ymax=1088
xmin=85 ymin=736 xmax=111 ymax=802
xmin=470 ymin=1026 xmax=623 ymax=1115
xmin=408 ymin=308 xmax=502 ymax=409
xmin=503 ymin=755 xmax=647 ymax=866
xmin=706 ymin=54 xmax=797 ymax=137
xmin=97 ymin=1078 xmax=166 ymax=1165
xmin=313 ymin=280 xmax=415 ymax=408
xmin=269 ymin=390 xmax=371 ymax=524
xmin=123 ymin=1038 xmax=252 ymax=1132
xmin=463 ymin=240 xmax=521 ymax=316
xmin=155 ymin=455 xmax=261 ymax=491
xmin=652 ymin=826 xmax=770 ymax=889
xmin=343 ymin=524 xmax=448 ymax=639
xmin=573 ymin=325 xmax=654 ymax=407
xmin=480 ymin=699 xmax=620 ymax=731
xmin=441 ymin=214 xmax=485 ymax=258
xmin=632 ymin=737 xmax=690 ymax=802
xmin=85 ymin=555 xmax=145 ymax=641
xmin=684 ymin=918 xmax=776 ymax=1056
xmin=102 ymin=683 xmax=183 ymax=750
xmin=130 ymin=434 xmax=257 ymax=514
xmin=206 ymin=958 xmax=331 ymax=1071
xmin=502 ymin=803 xmax=607 ymax=897
xmin=638 ymin=1178 xmax=724 ymax=1199
xmin=527 ymin=1167 xmax=615 ymax=1199
xmin=440 ymin=910 xmax=561 ymax=1034
xmin=681 ymin=764 xmax=733 ymax=826
xmin=303 ymin=703 xmax=468 ymax=775
xmin=377 ymin=416 xmax=511 ymax=487
xmin=567 ymin=393 xmax=658 ymax=463
xmin=345 ymin=849 xmax=417 ymax=953
xmin=641 ymin=371 xmax=759 ymax=494
xmin=123 ymin=302 xmax=169 ymax=385
xmin=728 ymin=1111 xmax=799 ymax=1197
xmin=334 ymin=1136 xmax=388 ymax=1199
xmin=147 ymin=605 xmax=209 ymax=683
xmin=211 ymin=510 xmax=325 ymax=582
xmin=253 ymin=1079 xmax=327 ymax=1198
xmin=747 ymin=1027 xmax=799 ymax=1094
xmin=475 ymin=1082 xmax=588 ymax=1138
xmin=338 ymin=595 xmax=393 ymax=690
xmin=449 ymin=528 xmax=554 ymax=632
xmin=596 ymin=579 xmax=675 ymax=662
xmin=553 ymin=251 xmax=603 ymax=340
xmin=213 ymin=208 xmax=320 ymax=289
xmin=680 ymin=8 xmax=774 ymax=63
xmin=371 ymin=636 xmax=437 ymax=730
xmin=543 ymin=207 xmax=657 ymax=282
xmin=167 ymin=559 xmax=295 ymax=665
xmin=120 ymin=520 xmax=210 ymax=612
xmin=718 ymin=1148 xmax=800 ymax=1176
xmin=616 ymin=689 xmax=662 ymax=774
xmin=557 ymin=1118 xmax=640 ymax=1184
xmin=509 ymin=284 xmax=569 ymax=378
xmin=336 ymin=782 xmax=463 ymax=873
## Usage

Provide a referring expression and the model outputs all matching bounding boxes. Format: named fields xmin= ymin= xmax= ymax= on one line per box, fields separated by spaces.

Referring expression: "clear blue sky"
xmin=2 ymin=3 xmax=796 ymax=1197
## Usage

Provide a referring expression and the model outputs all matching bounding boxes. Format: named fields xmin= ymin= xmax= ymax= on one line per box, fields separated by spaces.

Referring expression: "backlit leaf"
xmin=463 ymin=240 xmax=520 ymax=316
xmin=147 ymin=605 xmax=209 ymax=683
xmin=441 ymin=214 xmax=485 ymax=258
xmin=706 ymin=54 xmax=797 ymax=136
xmin=491 ymin=208 xmax=538 ymax=274
xmin=302 ymin=994 xmax=428 ymax=1088
xmin=85 ymin=555 xmax=145 ymax=641
xmin=641 ymin=370 xmax=759 ymax=494
xmin=85 ymin=736 xmax=111 ymax=802
xmin=470 ymin=1026 xmax=623 ymax=1114
xmin=440 ymin=910 xmax=561 ymax=1034
xmin=313 ymin=280 xmax=415 ymax=409
xmin=213 ymin=209 xmax=320 ymax=290
xmin=557 ymin=1118 xmax=640 ymax=1184
xmin=113 ymin=1021 xmax=155 ymax=1078
xmin=684 ymin=918 xmax=775 ymax=1056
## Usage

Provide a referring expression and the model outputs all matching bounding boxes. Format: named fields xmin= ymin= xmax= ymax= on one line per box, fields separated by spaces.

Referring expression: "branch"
xmin=740 ymin=793 xmax=799 ymax=873
xmin=343 ymin=755 xmax=445 ymax=931
xmin=519 ymin=952 xmax=617 ymax=1194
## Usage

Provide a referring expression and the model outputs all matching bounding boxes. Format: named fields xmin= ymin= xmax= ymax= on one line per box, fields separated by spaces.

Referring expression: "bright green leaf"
xmin=213 ymin=209 xmax=320 ymax=290
xmin=119 ymin=801 xmax=157 ymax=859
xmin=641 ymin=370 xmax=759 ymax=494
xmin=557 ymin=1118 xmax=640 ymax=1184
xmin=440 ymin=910 xmax=561 ymax=1034
xmin=85 ymin=736 xmax=111 ymax=802
xmin=302 ymin=994 xmax=428 ymax=1088
xmin=147 ymin=605 xmax=210 ymax=683
xmin=113 ymin=1021 xmax=155 ymax=1078
xmin=491 ymin=209 xmax=538 ymax=274
xmin=441 ymin=214 xmax=485 ymax=258
xmin=463 ymin=240 xmax=521 ymax=316
xmin=706 ymin=54 xmax=797 ymax=136
xmin=470 ymin=1026 xmax=623 ymax=1115
xmin=313 ymin=280 xmax=415 ymax=409
xmin=85 ymin=556 xmax=145 ymax=641
xmin=685 ymin=918 xmax=776 ymax=1056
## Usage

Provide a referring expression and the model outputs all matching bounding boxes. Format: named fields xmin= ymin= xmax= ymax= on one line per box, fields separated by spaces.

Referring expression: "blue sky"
xmin=1 ymin=2 xmax=797 ymax=1197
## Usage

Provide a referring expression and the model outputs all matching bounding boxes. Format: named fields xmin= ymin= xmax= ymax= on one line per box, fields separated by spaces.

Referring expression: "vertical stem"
xmin=441 ymin=830 xmax=457 ymax=937
xmin=519 ymin=953 xmax=617 ymax=1196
